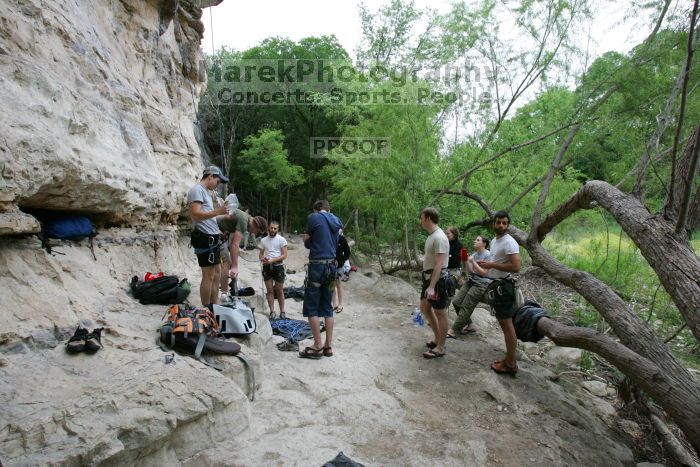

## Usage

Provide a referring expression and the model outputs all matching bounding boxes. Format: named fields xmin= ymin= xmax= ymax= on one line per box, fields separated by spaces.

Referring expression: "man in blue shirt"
xmin=299 ymin=200 xmax=343 ymax=359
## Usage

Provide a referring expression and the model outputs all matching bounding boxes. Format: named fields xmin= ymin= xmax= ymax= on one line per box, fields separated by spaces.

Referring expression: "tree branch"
xmin=431 ymin=122 xmax=578 ymax=204
xmin=440 ymin=189 xmax=494 ymax=217
xmin=536 ymin=181 xmax=700 ymax=343
xmin=631 ymin=61 xmax=687 ymax=197
xmin=536 ymin=317 xmax=700 ymax=456
xmin=531 ymin=124 xmax=580 ymax=229
xmin=645 ymin=0 xmax=673 ymax=44
xmin=675 ymin=125 xmax=700 ymax=234
xmin=667 ymin=0 xmax=699 ymax=215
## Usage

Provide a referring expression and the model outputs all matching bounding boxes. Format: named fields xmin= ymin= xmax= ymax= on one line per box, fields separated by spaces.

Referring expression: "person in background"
xmin=187 ymin=166 xmax=229 ymax=306
xmin=241 ymin=207 xmax=258 ymax=250
xmin=332 ymin=229 xmax=351 ymax=313
xmin=299 ymin=200 xmax=342 ymax=359
xmin=447 ymin=235 xmax=491 ymax=337
xmin=259 ymin=221 xmax=288 ymax=320
xmin=209 ymin=188 xmax=232 ymax=302
xmin=446 ymin=226 xmax=463 ymax=275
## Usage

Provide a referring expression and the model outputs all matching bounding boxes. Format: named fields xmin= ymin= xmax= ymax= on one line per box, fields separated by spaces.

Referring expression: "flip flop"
xmin=446 ymin=333 xmax=456 ymax=339
xmin=491 ymin=360 xmax=518 ymax=375
xmin=423 ymin=349 xmax=445 ymax=359
xmin=299 ymin=346 xmax=323 ymax=359
xmin=323 ymin=346 xmax=333 ymax=357
xmin=461 ymin=326 xmax=477 ymax=334
xmin=336 ymin=306 xmax=343 ymax=314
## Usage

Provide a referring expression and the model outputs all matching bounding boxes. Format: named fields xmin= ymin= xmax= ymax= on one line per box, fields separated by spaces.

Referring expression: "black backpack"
xmin=130 ymin=275 xmax=191 ymax=305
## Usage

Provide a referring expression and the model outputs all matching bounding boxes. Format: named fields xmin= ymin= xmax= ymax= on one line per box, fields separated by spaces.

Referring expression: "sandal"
xmin=491 ymin=360 xmax=518 ymax=375
xmin=85 ymin=327 xmax=104 ymax=353
xmin=279 ymin=312 xmax=287 ymax=320
xmin=299 ymin=346 xmax=323 ymax=359
xmin=335 ymin=306 xmax=343 ymax=314
xmin=426 ymin=341 xmax=437 ymax=349
xmin=65 ymin=326 xmax=89 ymax=353
xmin=323 ymin=346 xmax=333 ymax=357
xmin=269 ymin=311 xmax=277 ymax=320
xmin=461 ymin=326 xmax=477 ymax=334
xmin=422 ymin=349 xmax=445 ymax=359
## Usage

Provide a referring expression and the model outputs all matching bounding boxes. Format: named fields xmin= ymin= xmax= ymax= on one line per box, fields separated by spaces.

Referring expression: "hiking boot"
xmin=84 ymin=328 xmax=104 ymax=353
xmin=65 ymin=326 xmax=89 ymax=353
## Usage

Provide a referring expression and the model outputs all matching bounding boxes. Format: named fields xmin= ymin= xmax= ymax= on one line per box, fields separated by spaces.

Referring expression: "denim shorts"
xmin=302 ymin=261 xmax=336 ymax=318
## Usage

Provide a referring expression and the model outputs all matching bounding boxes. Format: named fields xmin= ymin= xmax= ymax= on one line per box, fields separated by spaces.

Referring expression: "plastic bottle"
xmin=225 ymin=193 xmax=239 ymax=215
xmin=412 ymin=309 xmax=424 ymax=326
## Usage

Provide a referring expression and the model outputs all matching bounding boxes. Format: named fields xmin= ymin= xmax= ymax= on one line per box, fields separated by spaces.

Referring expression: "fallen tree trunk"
xmin=536 ymin=317 xmax=700 ymax=455
xmin=536 ymin=180 xmax=700 ymax=344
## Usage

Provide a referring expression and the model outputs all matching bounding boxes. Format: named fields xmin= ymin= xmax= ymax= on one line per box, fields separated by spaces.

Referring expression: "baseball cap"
xmin=202 ymin=165 xmax=229 ymax=183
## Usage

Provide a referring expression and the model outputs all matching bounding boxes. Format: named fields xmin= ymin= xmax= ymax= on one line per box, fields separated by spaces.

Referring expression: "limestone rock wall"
xmin=0 ymin=1 xmax=273 ymax=465
xmin=0 ymin=0 xmax=211 ymax=229
xmin=0 ymin=232 xmax=271 ymax=465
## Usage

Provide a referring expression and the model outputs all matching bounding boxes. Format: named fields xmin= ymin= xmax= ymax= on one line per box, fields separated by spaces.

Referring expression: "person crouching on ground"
xmin=259 ymin=221 xmax=288 ymax=320
xmin=419 ymin=207 xmax=450 ymax=359
xmin=187 ymin=166 xmax=229 ymax=306
xmin=447 ymin=234 xmax=491 ymax=337
xmin=477 ymin=211 xmax=521 ymax=375
xmin=299 ymin=200 xmax=342 ymax=359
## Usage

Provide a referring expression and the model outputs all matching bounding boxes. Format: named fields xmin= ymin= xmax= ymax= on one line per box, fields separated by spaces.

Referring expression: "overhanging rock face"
xmin=0 ymin=0 xmax=215 ymax=231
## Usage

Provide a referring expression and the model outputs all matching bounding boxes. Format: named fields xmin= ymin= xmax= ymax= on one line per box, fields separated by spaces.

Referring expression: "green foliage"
xmin=238 ymin=129 xmax=304 ymax=191
xmin=545 ymin=212 xmax=700 ymax=363
xmin=579 ymin=350 xmax=594 ymax=373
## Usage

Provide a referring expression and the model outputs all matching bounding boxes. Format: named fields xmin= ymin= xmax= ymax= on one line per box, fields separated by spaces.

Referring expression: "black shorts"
xmin=487 ymin=278 xmax=517 ymax=319
xmin=191 ymin=229 xmax=221 ymax=268
xmin=421 ymin=274 xmax=448 ymax=310
xmin=196 ymin=249 xmax=221 ymax=267
xmin=262 ymin=264 xmax=285 ymax=283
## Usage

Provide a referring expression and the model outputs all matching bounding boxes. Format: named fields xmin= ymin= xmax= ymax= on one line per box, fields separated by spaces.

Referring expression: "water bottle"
xmin=225 ymin=193 xmax=239 ymax=215
xmin=412 ymin=309 xmax=424 ymax=326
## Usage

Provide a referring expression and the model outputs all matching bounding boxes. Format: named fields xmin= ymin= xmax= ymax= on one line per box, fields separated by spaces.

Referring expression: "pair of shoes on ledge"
xmin=65 ymin=326 xmax=104 ymax=353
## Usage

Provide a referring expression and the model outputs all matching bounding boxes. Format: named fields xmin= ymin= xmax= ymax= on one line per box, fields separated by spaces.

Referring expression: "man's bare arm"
xmin=190 ymin=201 xmax=227 ymax=222
xmin=478 ymin=253 xmax=521 ymax=273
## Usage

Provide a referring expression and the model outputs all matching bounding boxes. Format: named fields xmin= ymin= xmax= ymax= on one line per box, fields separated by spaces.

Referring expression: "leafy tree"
xmin=238 ymin=129 xmax=304 ymax=230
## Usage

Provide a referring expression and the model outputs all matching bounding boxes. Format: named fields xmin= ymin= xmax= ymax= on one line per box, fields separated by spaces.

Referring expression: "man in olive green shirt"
xmin=218 ymin=210 xmax=268 ymax=280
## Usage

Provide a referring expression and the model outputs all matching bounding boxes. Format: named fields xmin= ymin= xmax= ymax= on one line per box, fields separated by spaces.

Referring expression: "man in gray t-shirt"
xmin=187 ymin=165 xmax=229 ymax=306
xmin=419 ymin=207 xmax=450 ymax=360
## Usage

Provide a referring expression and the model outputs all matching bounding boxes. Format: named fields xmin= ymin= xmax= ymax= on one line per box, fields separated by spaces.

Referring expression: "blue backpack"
xmin=39 ymin=215 xmax=97 ymax=258
xmin=43 ymin=216 xmax=95 ymax=240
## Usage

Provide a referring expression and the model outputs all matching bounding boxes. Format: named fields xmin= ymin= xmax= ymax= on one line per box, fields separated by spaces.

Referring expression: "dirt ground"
xmin=196 ymin=235 xmax=634 ymax=467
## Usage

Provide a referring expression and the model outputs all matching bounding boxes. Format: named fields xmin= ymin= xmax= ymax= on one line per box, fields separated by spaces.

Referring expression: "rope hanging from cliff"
xmin=205 ymin=6 xmax=229 ymax=191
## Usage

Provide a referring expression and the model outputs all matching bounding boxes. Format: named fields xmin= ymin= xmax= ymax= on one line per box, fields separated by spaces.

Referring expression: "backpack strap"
xmin=235 ymin=353 xmax=255 ymax=401
xmin=88 ymin=236 xmax=97 ymax=261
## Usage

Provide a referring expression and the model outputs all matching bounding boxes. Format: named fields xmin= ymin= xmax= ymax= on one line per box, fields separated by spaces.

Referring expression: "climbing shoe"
xmin=84 ymin=327 xmax=104 ymax=353
xmin=65 ymin=326 xmax=89 ymax=353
